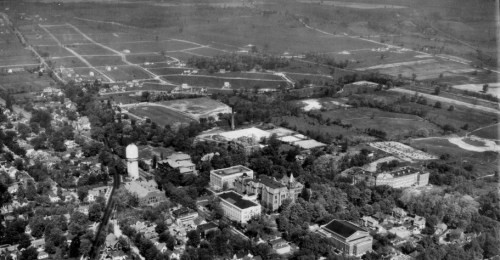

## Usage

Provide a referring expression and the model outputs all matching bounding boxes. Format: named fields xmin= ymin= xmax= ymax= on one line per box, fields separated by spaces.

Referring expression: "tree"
xmin=448 ymin=105 xmax=455 ymax=111
xmin=186 ymin=230 xmax=200 ymax=248
xmin=19 ymin=247 xmax=38 ymax=260
xmin=483 ymin=84 xmax=489 ymax=93
xmin=434 ymin=86 xmax=441 ymax=95
xmin=434 ymin=101 xmax=442 ymax=109
xmin=88 ymin=203 xmax=104 ymax=222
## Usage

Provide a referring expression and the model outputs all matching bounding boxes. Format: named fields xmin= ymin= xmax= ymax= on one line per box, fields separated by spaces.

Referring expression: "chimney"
xmin=231 ymin=110 xmax=235 ymax=130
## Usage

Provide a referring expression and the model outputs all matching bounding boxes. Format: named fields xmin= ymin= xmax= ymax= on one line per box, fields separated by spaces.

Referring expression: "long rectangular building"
xmin=218 ymin=191 xmax=261 ymax=224
xmin=210 ymin=165 xmax=254 ymax=191
xmin=375 ymin=166 xmax=429 ymax=188
xmin=318 ymin=219 xmax=373 ymax=256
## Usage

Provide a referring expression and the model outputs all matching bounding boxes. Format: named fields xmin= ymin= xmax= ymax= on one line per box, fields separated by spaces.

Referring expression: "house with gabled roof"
xmin=317 ymin=219 xmax=373 ymax=257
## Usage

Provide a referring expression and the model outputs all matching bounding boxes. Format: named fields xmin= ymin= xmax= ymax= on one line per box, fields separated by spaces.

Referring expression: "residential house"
xmin=268 ymin=238 xmax=291 ymax=255
xmin=197 ymin=222 xmax=218 ymax=237
xmin=412 ymin=215 xmax=426 ymax=230
xmin=105 ymin=233 xmax=119 ymax=252
xmin=392 ymin=207 xmax=407 ymax=219
xmin=159 ymin=152 xmax=197 ymax=175
xmin=87 ymin=186 xmax=111 ymax=202
xmin=317 ymin=219 xmax=373 ymax=257
xmin=31 ymin=238 xmax=45 ymax=250
xmin=361 ymin=216 xmax=379 ymax=229
xmin=37 ymin=251 xmax=48 ymax=260
xmin=172 ymin=207 xmax=198 ymax=226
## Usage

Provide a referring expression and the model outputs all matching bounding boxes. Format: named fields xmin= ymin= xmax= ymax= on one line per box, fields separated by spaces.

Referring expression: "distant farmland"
xmin=161 ymin=75 xmax=287 ymax=89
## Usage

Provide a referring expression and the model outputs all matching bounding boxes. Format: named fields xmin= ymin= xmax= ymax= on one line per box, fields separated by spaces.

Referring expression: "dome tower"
xmin=126 ymin=143 xmax=139 ymax=180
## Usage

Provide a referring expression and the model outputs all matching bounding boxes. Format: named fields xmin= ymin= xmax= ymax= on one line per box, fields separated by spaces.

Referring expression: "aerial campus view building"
xmin=2 ymin=1 xmax=498 ymax=259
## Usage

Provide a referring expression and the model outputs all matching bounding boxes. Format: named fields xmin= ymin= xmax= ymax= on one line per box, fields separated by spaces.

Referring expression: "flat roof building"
xmin=218 ymin=191 xmax=261 ymax=224
xmin=210 ymin=165 xmax=254 ymax=191
xmin=375 ymin=166 xmax=429 ymax=188
xmin=124 ymin=179 xmax=167 ymax=206
xmin=318 ymin=219 xmax=372 ymax=257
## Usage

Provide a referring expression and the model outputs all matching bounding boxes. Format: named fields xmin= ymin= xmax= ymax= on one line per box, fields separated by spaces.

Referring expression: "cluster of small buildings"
xmin=195 ymin=126 xmax=326 ymax=155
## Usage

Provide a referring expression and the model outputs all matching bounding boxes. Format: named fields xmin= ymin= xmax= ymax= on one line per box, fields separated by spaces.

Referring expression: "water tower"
xmin=126 ymin=143 xmax=139 ymax=180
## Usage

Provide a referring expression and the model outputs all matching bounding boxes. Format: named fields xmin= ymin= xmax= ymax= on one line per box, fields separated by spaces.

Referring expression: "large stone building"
xmin=234 ymin=174 xmax=303 ymax=212
xmin=124 ymin=178 xmax=167 ymax=206
xmin=218 ymin=191 xmax=261 ymax=224
xmin=318 ymin=219 xmax=373 ymax=256
xmin=375 ymin=166 xmax=429 ymax=188
xmin=210 ymin=165 xmax=254 ymax=191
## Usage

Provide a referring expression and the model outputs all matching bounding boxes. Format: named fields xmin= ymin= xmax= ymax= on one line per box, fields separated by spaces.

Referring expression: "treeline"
xmin=305 ymin=52 xmax=349 ymax=69
xmin=187 ymin=54 xmax=290 ymax=72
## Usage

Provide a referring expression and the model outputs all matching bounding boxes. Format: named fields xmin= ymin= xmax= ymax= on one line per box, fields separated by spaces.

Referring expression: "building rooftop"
xmin=212 ymin=165 xmax=251 ymax=176
xmin=293 ymin=139 xmax=326 ymax=150
xmin=323 ymin=220 xmax=367 ymax=239
xmin=218 ymin=127 xmax=271 ymax=141
xmin=172 ymin=207 xmax=196 ymax=218
xmin=388 ymin=166 xmax=420 ymax=177
xmin=197 ymin=222 xmax=218 ymax=232
xmin=219 ymin=191 xmax=259 ymax=210
xmin=257 ymin=175 xmax=286 ymax=189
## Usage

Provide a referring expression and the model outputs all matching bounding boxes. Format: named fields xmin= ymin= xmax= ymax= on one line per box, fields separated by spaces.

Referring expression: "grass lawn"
xmin=470 ymin=123 xmax=500 ymax=140
xmin=69 ymin=44 xmax=116 ymax=56
xmin=85 ymin=55 xmax=127 ymax=66
xmin=98 ymin=65 xmax=151 ymax=81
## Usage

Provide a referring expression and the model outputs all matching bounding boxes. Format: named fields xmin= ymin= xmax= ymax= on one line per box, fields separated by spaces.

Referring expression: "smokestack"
xmin=231 ymin=109 xmax=235 ymax=130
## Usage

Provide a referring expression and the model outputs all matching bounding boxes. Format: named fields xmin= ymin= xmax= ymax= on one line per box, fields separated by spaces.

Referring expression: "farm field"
xmin=127 ymin=104 xmax=196 ymax=128
xmin=98 ymin=65 xmax=151 ymax=81
xmin=130 ymin=83 xmax=177 ymax=92
xmin=50 ymin=57 xmax=87 ymax=68
xmin=187 ymin=47 xmax=228 ymax=57
xmin=36 ymin=45 xmax=74 ymax=58
xmin=67 ymin=44 xmax=116 ymax=56
xmin=161 ymin=75 xmax=287 ymax=89
xmin=106 ymin=40 xmax=200 ymax=54
xmin=85 ymin=55 xmax=127 ymax=67
xmin=148 ymin=67 xmax=191 ymax=75
xmin=369 ymin=59 xmax=476 ymax=80
xmin=0 ymin=72 xmax=54 ymax=93
xmin=126 ymin=54 xmax=171 ymax=64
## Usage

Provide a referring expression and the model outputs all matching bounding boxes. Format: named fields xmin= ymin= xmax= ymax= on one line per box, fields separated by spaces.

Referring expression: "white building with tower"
xmin=126 ymin=143 xmax=139 ymax=180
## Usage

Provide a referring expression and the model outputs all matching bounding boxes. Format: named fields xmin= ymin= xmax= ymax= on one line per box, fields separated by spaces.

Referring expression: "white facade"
xmin=218 ymin=191 xmax=261 ymax=224
xmin=210 ymin=165 xmax=254 ymax=190
xmin=126 ymin=143 xmax=139 ymax=180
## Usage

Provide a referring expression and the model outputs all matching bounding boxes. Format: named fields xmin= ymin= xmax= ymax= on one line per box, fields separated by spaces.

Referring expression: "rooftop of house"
xmin=197 ymin=222 xmax=218 ymax=232
xmin=172 ymin=207 xmax=196 ymax=218
xmin=322 ymin=219 xmax=367 ymax=239
xmin=293 ymin=139 xmax=327 ymax=150
xmin=212 ymin=165 xmax=252 ymax=176
xmin=218 ymin=191 xmax=259 ymax=210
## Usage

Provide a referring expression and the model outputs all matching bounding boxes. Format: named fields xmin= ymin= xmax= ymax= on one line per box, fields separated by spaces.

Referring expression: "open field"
xmin=36 ymin=45 xmax=74 ymax=58
xmin=470 ymin=123 xmax=500 ymax=140
xmin=106 ymin=40 xmax=200 ymax=54
xmin=452 ymin=83 xmax=500 ymax=98
xmin=0 ymin=72 xmax=54 ymax=93
xmin=84 ymin=55 xmax=126 ymax=66
xmin=297 ymin=97 xmax=351 ymax=111
xmin=98 ymin=65 xmax=151 ymax=81
xmin=126 ymin=104 xmax=196 ymax=127
xmin=126 ymin=54 xmax=171 ymax=64
xmin=148 ymin=67 xmax=190 ymax=75
xmin=320 ymin=107 xmax=442 ymax=139
xmin=297 ymin=0 xmax=407 ymax=9
xmin=50 ymin=56 xmax=87 ymax=68
xmin=411 ymin=137 xmax=499 ymax=177
xmin=67 ymin=44 xmax=116 ymax=55
xmin=161 ymin=75 xmax=287 ymax=89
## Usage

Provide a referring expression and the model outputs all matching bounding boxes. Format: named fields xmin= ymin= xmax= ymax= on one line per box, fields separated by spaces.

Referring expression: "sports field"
xmin=127 ymin=104 xmax=196 ymax=127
